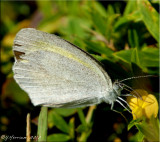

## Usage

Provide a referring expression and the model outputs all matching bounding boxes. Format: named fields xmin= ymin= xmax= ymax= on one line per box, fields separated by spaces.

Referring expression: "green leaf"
xmin=128 ymin=29 xmax=139 ymax=48
xmin=124 ymin=1 xmax=137 ymax=16
xmin=91 ymin=11 xmax=107 ymax=36
xmin=77 ymin=108 xmax=87 ymax=126
xmin=60 ymin=16 xmax=91 ymax=40
xmin=91 ymin=54 xmax=106 ymax=62
xmin=138 ymin=0 xmax=159 ymax=42
xmin=106 ymin=4 xmax=115 ymax=15
xmin=128 ymin=119 xmax=141 ymax=131
xmin=69 ymin=117 xmax=75 ymax=139
xmin=131 ymin=48 xmax=140 ymax=66
xmin=114 ymin=11 xmax=141 ymax=31
xmin=47 ymin=133 xmax=70 ymax=141
xmin=37 ymin=107 xmax=48 ymax=142
xmin=136 ymin=116 xmax=159 ymax=141
xmin=48 ymin=110 xmax=55 ymax=129
xmin=54 ymin=108 xmax=77 ymax=117
xmin=114 ymin=49 xmax=133 ymax=64
xmin=139 ymin=47 xmax=159 ymax=67
xmin=76 ymin=124 xmax=88 ymax=133
xmin=128 ymin=130 xmax=144 ymax=142
xmin=105 ymin=14 xmax=119 ymax=40
xmin=92 ymin=1 xmax=108 ymax=18
xmin=85 ymin=40 xmax=113 ymax=56
xmin=77 ymin=124 xmax=92 ymax=142
xmin=66 ymin=0 xmax=81 ymax=15
xmin=135 ymin=131 xmax=144 ymax=142
xmin=114 ymin=47 xmax=159 ymax=68
xmin=50 ymin=111 xmax=70 ymax=134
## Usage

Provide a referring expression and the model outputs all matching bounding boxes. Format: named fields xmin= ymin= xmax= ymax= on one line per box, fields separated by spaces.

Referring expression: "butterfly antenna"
xmin=120 ymin=83 xmax=143 ymax=100
xmin=119 ymin=75 xmax=155 ymax=83
xmin=120 ymin=94 xmax=133 ymax=97
xmin=122 ymin=87 xmax=138 ymax=98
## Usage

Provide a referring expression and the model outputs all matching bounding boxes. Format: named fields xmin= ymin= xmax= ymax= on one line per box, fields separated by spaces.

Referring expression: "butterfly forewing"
xmin=13 ymin=28 xmax=112 ymax=107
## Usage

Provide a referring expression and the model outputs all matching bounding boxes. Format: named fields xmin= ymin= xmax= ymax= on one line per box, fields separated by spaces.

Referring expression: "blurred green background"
xmin=0 ymin=0 xmax=159 ymax=142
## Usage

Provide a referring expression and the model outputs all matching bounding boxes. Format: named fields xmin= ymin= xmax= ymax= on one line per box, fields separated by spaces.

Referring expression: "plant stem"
xmin=77 ymin=108 xmax=87 ymax=126
xmin=37 ymin=107 xmax=48 ymax=142
xmin=78 ymin=106 xmax=96 ymax=142
xmin=26 ymin=113 xmax=31 ymax=142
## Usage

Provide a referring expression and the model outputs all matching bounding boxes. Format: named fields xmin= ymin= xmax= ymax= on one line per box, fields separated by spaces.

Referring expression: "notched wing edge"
xmin=13 ymin=43 xmax=25 ymax=60
xmin=14 ymin=50 xmax=25 ymax=60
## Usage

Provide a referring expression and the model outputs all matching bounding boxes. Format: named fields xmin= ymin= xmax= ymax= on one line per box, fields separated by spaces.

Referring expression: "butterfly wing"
xmin=13 ymin=28 xmax=112 ymax=107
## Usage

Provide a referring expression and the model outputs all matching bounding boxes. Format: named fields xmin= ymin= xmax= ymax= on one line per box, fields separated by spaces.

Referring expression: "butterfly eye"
xmin=114 ymin=81 xmax=122 ymax=88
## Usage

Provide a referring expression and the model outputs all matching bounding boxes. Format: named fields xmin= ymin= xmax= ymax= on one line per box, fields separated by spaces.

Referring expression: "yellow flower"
xmin=127 ymin=89 xmax=158 ymax=120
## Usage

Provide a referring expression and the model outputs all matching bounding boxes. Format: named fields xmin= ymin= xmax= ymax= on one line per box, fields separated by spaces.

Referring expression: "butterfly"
xmin=13 ymin=28 xmax=142 ymax=111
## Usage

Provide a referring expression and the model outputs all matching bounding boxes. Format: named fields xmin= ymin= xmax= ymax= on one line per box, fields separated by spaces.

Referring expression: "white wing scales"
xmin=13 ymin=28 xmax=112 ymax=107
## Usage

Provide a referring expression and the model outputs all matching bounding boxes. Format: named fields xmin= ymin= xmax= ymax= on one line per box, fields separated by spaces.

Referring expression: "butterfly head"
xmin=102 ymin=80 xmax=126 ymax=110
xmin=103 ymin=80 xmax=123 ymax=105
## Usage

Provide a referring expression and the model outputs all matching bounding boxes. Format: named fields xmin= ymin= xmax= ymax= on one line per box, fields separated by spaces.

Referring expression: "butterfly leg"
xmin=110 ymin=103 xmax=128 ymax=122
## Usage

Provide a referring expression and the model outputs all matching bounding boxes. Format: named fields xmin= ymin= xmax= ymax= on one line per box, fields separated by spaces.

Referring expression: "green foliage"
xmin=47 ymin=107 xmax=94 ymax=141
xmin=54 ymin=108 xmax=77 ymax=117
xmin=138 ymin=0 xmax=159 ymax=42
xmin=115 ymin=47 xmax=159 ymax=73
xmin=37 ymin=107 xmax=48 ymax=142
xmin=128 ymin=119 xmax=141 ymax=131
xmin=49 ymin=110 xmax=70 ymax=134
xmin=47 ymin=133 xmax=71 ymax=141
xmin=136 ymin=116 xmax=159 ymax=141
xmin=128 ymin=117 xmax=159 ymax=141
xmin=2 ymin=78 xmax=29 ymax=105
xmin=1 ymin=0 xmax=159 ymax=142
xmin=85 ymin=40 xmax=113 ymax=56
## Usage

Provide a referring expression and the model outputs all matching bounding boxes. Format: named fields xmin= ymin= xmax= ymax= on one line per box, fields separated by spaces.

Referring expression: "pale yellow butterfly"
xmin=13 ymin=28 xmax=128 ymax=109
